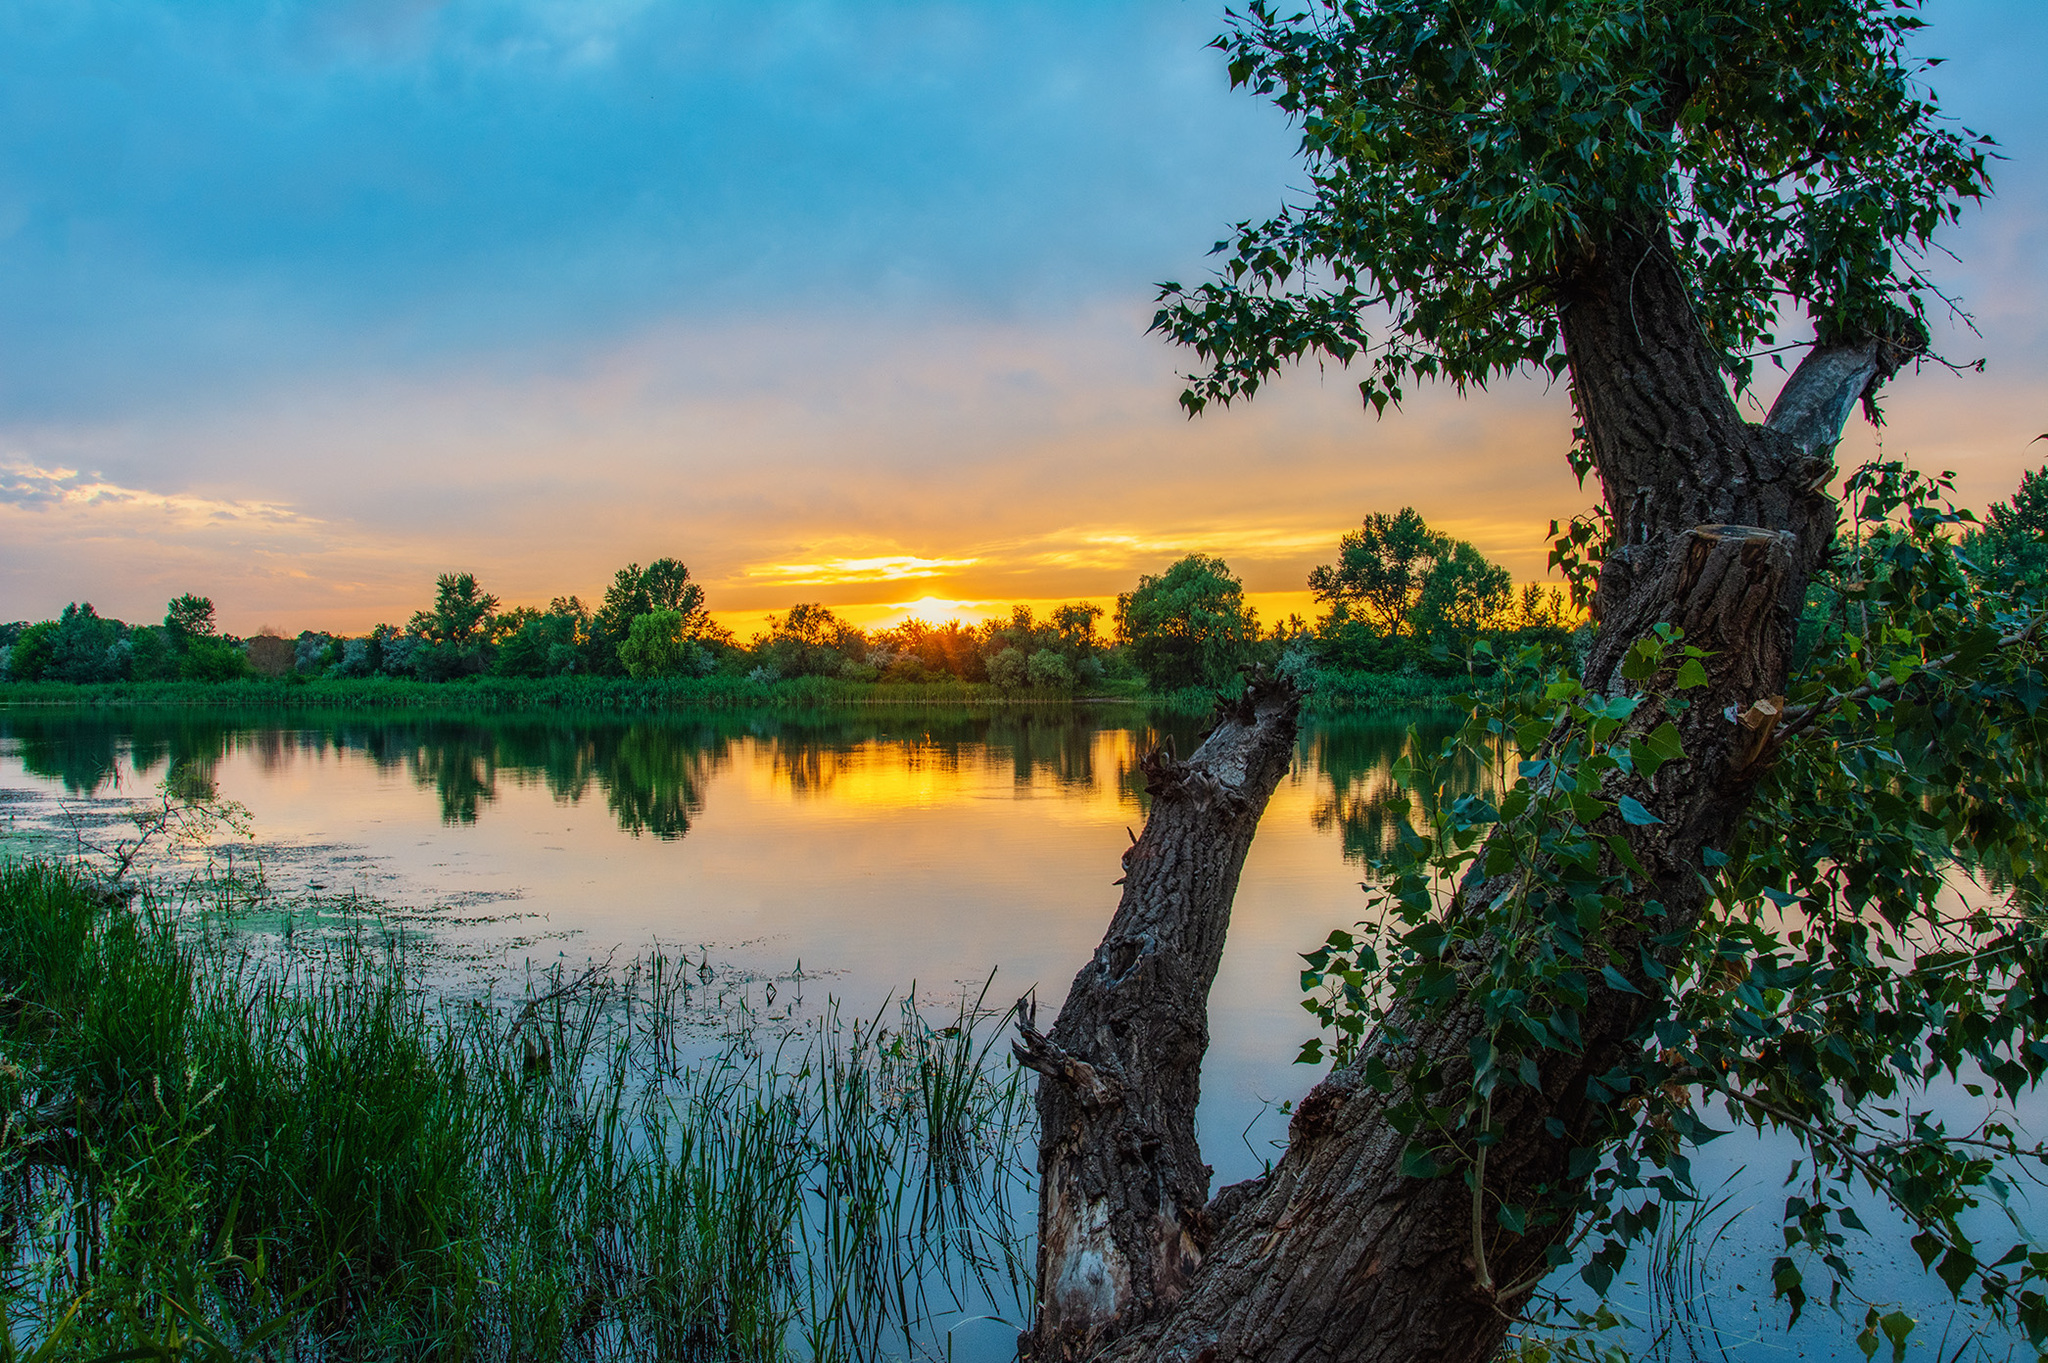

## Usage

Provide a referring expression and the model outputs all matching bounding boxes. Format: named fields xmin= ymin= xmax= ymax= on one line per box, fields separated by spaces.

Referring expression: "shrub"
xmin=986 ymin=648 xmax=1028 ymax=692
xmin=1026 ymin=649 xmax=1072 ymax=692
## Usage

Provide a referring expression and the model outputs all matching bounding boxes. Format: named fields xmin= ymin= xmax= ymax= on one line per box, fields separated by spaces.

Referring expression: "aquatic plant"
xmin=0 ymin=858 xmax=1033 ymax=1361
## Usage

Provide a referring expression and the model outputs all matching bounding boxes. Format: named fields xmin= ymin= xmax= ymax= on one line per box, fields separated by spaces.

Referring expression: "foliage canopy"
xmin=1154 ymin=0 xmax=1993 ymax=414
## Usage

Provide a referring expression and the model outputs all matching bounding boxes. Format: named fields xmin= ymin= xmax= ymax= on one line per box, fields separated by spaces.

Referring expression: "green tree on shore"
xmin=1116 ymin=554 xmax=1259 ymax=691
xmin=1307 ymin=508 xmax=1447 ymax=635
xmin=410 ymin=573 xmax=500 ymax=647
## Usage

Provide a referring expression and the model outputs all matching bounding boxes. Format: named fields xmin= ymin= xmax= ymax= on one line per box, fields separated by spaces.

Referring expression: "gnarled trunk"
xmin=1017 ymin=680 xmax=1301 ymax=1359
xmin=1024 ymin=221 xmax=1904 ymax=1362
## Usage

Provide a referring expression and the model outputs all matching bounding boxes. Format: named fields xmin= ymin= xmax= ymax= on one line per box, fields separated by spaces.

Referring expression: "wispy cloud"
xmin=1002 ymin=525 xmax=1340 ymax=571
xmin=0 ymin=462 xmax=320 ymax=529
xmin=745 ymin=555 xmax=980 ymax=586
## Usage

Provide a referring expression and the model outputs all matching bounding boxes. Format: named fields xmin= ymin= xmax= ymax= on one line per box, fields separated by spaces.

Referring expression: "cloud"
xmin=0 ymin=461 xmax=318 ymax=529
xmin=746 ymin=555 xmax=981 ymax=587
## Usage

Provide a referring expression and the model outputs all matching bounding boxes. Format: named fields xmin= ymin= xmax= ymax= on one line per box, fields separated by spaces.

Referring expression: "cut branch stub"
xmin=1021 ymin=677 xmax=1301 ymax=1360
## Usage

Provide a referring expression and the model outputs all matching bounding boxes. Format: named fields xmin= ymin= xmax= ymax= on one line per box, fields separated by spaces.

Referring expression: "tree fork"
xmin=1016 ymin=677 xmax=1302 ymax=1360
xmin=1023 ymin=225 xmax=1917 ymax=1362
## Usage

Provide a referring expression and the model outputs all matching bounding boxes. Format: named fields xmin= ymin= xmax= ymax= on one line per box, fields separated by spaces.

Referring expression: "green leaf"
xmin=1600 ymin=965 xmax=1644 ymax=996
xmin=1880 ymin=1309 xmax=1915 ymax=1363
xmin=1675 ymin=658 xmax=1711 ymax=690
xmin=1400 ymin=1145 xmax=1442 ymax=1180
xmin=1617 ymin=795 xmax=1661 ymax=826
xmin=1629 ymin=722 xmax=1687 ymax=781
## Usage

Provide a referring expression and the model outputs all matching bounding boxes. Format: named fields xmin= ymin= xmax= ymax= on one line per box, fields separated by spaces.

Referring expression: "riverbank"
xmin=0 ymin=668 xmax=1471 ymax=714
xmin=0 ymin=856 xmax=1033 ymax=1360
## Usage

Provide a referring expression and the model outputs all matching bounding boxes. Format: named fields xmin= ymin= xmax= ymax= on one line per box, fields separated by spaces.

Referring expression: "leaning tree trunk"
xmin=1022 ymin=220 xmax=1911 ymax=1363
xmin=1015 ymin=680 xmax=1302 ymax=1359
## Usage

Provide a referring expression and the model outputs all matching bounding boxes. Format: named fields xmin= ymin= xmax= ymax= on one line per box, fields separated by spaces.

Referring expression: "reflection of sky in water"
xmin=1 ymin=706 xmax=2039 ymax=1360
xmin=0 ymin=706 xmax=1442 ymax=1188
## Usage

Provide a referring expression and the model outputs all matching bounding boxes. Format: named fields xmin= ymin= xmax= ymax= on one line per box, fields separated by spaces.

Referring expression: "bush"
xmin=179 ymin=636 xmax=250 ymax=683
xmin=412 ymin=641 xmax=486 ymax=682
xmin=618 ymin=610 xmax=692 ymax=679
xmin=986 ymin=648 xmax=1028 ymax=692
xmin=1026 ymin=649 xmax=1072 ymax=692
xmin=332 ymin=637 xmax=376 ymax=678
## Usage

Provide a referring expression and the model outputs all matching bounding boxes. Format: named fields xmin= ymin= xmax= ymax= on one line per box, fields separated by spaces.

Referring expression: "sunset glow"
xmin=0 ymin=2 xmax=2040 ymax=635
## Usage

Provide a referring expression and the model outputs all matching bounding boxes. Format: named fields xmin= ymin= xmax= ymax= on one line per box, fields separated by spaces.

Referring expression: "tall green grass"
xmin=0 ymin=859 xmax=1033 ymax=1361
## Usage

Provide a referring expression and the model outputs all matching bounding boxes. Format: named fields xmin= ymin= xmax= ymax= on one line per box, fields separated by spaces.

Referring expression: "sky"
xmin=0 ymin=0 xmax=2042 ymax=639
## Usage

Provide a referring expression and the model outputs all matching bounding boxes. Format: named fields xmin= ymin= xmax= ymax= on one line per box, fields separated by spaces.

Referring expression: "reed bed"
xmin=0 ymin=858 xmax=1034 ymax=1362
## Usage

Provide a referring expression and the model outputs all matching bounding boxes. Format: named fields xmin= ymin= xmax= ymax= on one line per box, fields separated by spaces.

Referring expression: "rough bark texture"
xmin=1026 ymin=220 xmax=1907 ymax=1362
xmin=1017 ymin=679 xmax=1301 ymax=1360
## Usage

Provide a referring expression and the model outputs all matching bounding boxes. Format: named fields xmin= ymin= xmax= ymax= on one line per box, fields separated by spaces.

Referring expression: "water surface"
xmin=0 ymin=703 xmax=2033 ymax=1359
xmin=0 ymin=704 xmax=1448 ymax=1186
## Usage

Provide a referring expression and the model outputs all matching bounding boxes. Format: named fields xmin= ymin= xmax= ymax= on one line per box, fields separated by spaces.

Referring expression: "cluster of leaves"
xmin=1300 ymin=461 xmax=2048 ymax=1355
xmin=1154 ymin=0 xmax=1992 ymax=414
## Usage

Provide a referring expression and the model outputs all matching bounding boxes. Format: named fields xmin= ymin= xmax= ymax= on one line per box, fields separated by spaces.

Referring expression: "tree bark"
xmin=1017 ymin=679 xmax=1301 ymax=1360
xmin=1023 ymin=220 xmax=1907 ymax=1362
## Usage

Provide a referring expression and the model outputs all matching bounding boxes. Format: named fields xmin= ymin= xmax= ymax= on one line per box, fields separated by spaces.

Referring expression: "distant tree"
xmin=592 ymin=565 xmax=649 ymax=653
xmin=244 ymin=631 xmax=295 ymax=679
xmin=618 ymin=610 xmax=697 ymax=679
xmin=5 ymin=620 xmax=58 ymax=681
xmin=1307 ymin=508 xmax=1448 ymax=636
xmin=759 ymin=603 xmax=864 ymax=678
xmin=588 ymin=562 xmax=708 ymax=675
xmin=410 ymin=573 xmax=500 ymax=648
xmin=1986 ymin=463 xmax=2048 ymax=540
xmin=496 ymin=610 xmax=583 ymax=678
xmin=495 ymin=605 xmax=543 ymax=636
xmin=1512 ymin=584 xmax=1574 ymax=633
xmin=127 ymin=625 xmax=177 ymax=681
xmin=1052 ymin=602 xmax=1106 ymax=657
xmin=375 ymin=626 xmax=423 ymax=678
xmin=986 ymin=647 xmax=1029 ymax=692
xmin=1978 ymin=462 xmax=2048 ymax=587
xmin=638 ymin=558 xmax=707 ymax=619
xmin=45 ymin=604 xmax=127 ymax=683
xmin=874 ymin=617 xmax=986 ymax=682
xmin=1116 ymin=554 xmax=1260 ymax=691
xmin=164 ymin=594 xmax=218 ymax=640
xmin=1411 ymin=539 xmax=1513 ymax=641
xmin=331 ymin=638 xmax=376 ymax=678
xmin=181 ymin=635 xmax=250 ymax=682
xmin=294 ymin=631 xmax=338 ymax=676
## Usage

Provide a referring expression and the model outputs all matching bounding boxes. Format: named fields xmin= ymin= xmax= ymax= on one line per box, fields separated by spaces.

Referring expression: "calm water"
xmin=0 ymin=704 xmax=1450 ymax=1186
xmin=0 ymin=704 xmax=2032 ymax=1359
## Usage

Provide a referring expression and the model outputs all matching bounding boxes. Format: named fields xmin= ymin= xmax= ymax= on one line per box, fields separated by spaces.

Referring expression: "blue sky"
xmin=0 ymin=0 xmax=2042 ymax=633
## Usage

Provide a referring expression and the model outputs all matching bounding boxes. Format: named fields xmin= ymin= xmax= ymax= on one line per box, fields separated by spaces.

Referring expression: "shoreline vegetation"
xmin=0 ymin=852 xmax=1036 ymax=1360
xmin=0 ymin=667 xmax=1476 ymax=714
xmin=0 ymin=513 xmax=1586 ymax=717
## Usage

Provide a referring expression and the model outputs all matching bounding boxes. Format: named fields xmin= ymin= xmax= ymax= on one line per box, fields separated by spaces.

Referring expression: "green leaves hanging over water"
xmin=1300 ymin=460 xmax=2048 ymax=1356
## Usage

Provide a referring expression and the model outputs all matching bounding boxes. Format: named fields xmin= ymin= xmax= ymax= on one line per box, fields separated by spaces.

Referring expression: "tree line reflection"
xmin=2 ymin=706 xmax=1477 ymax=857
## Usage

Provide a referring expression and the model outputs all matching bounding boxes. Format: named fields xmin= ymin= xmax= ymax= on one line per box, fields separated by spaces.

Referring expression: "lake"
xmin=0 ymin=704 xmax=1451 ymax=1184
xmin=0 ymin=703 xmax=2032 ymax=1360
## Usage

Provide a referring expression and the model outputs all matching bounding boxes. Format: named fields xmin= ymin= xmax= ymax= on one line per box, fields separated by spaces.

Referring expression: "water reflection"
xmin=0 ymin=705 xmax=1502 ymax=863
xmin=1301 ymin=713 xmax=1495 ymax=865
xmin=0 ymin=707 xmax=1242 ymax=841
